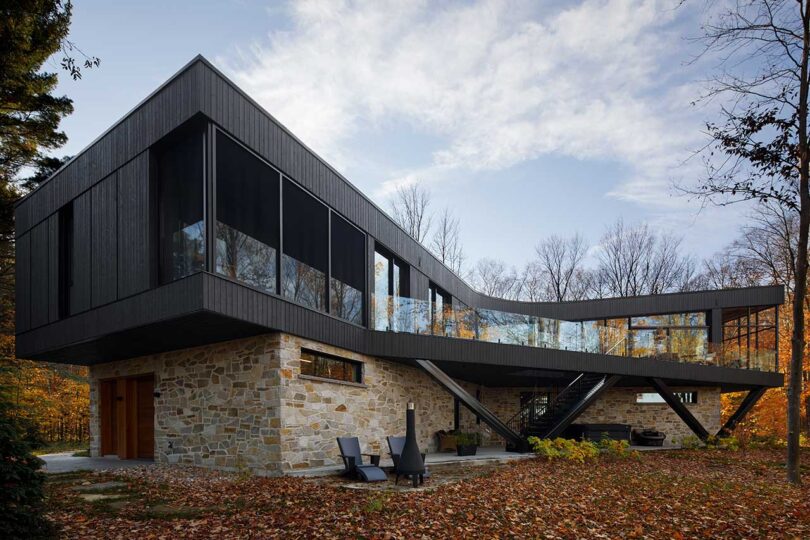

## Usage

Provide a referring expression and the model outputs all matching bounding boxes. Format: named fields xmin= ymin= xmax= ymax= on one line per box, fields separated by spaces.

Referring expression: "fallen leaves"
xmin=44 ymin=448 xmax=810 ymax=539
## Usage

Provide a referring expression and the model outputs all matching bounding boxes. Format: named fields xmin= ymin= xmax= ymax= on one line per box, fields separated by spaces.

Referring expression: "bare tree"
xmin=595 ymin=219 xmax=693 ymax=297
xmin=390 ymin=183 xmax=432 ymax=243
xmin=469 ymin=258 xmax=521 ymax=299
xmin=519 ymin=261 xmax=546 ymax=301
xmin=534 ymin=234 xmax=589 ymax=301
xmin=682 ymin=0 xmax=809 ymax=484
xmin=430 ymin=207 xmax=465 ymax=275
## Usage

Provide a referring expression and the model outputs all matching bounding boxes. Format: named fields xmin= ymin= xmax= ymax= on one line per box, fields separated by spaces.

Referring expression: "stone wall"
xmin=578 ymin=386 xmax=721 ymax=444
xmin=458 ymin=384 xmax=721 ymax=446
xmin=88 ymin=332 xmax=455 ymax=474
xmin=275 ymin=334 xmax=455 ymax=471
xmin=89 ymin=335 xmax=283 ymax=476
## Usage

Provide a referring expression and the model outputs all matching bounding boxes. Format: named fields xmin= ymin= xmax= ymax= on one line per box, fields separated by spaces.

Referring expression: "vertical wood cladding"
xmin=29 ymin=222 xmax=50 ymax=328
xmin=16 ymin=233 xmax=30 ymax=332
xmin=117 ymin=153 xmax=150 ymax=298
xmin=71 ymin=191 xmax=92 ymax=314
xmin=91 ymin=174 xmax=118 ymax=307
xmin=47 ymin=214 xmax=59 ymax=323
xmin=12 ymin=57 xmax=787 ymax=374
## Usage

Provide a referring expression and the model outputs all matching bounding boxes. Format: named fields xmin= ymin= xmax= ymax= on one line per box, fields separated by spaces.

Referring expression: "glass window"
xmin=215 ymin=132 xmax=279 ymax=293
xmin=158 ymin=125 xmax=205 ymax=283
xmin=300 ymin=349 xmax=362 ymax=383
xmin=636 ymin=392 xmax=697 ymax=404
xmin=372 ymin=246 xmax=409 ymax=330
xmin=282 ymin=180 xmax=328 ymax=311
xmin=330 ymin=213 xmax=365 ymax=324
xmin=373 ymin=251 xmax=390 ymax=330
xmin=429 ymin=282 xmax=451 ymax=336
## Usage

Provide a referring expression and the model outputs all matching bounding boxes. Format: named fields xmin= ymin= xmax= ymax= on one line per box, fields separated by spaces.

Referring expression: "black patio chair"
xmin=336 ymin=437 xmax=387 ymax=482
xmin=386 ymin=435 xmax=430 ymax=485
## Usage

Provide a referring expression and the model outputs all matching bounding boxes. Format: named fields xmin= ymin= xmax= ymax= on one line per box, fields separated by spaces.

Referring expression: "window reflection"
xmin=158 ymin=123 xmax=205 ymax=283
xmin=330 ymin=213 xmax=365 ymax=325
xmin=282 ymin=181 xmax=328 ymax=311
xmin=215 ymin=132 xmax=279 ymax=293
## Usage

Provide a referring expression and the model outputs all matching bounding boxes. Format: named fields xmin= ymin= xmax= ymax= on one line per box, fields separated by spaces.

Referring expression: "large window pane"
xmin=282 ymin=180 xmax=327 ymax=311
xmin=330 ymin=213 xmax=364 ymax=324
xmin=215 ymin=132 xmax=279 ymax=293
xmin=373 ymin=251 xmax=389 ymax=329
xmin=158 ymin=126 xmax=205 ymax=283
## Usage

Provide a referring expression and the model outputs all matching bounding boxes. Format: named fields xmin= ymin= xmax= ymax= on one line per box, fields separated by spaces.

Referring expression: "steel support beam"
xmin=648 ymin=378 xmax=709 ymax=440
xmin=717 ymin=387 xmax=768 ymax=437
xmin=544 ymin=375 xmax=622 ymax=439
xmin=415 ymin=359 xmax=524 ymax=450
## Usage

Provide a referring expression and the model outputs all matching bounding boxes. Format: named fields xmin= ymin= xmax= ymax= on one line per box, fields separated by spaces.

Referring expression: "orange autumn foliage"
xmin=722 ymin=304 xmax=810 ymax=440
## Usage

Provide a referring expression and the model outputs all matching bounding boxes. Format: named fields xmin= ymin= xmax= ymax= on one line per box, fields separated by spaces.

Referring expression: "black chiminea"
xmin=398 ymin=402 xmax=426 ymax=487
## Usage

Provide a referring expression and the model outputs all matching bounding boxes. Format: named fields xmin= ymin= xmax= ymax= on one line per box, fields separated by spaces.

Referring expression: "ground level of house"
xmin=87 ymin=332 xmax=720 ymax=475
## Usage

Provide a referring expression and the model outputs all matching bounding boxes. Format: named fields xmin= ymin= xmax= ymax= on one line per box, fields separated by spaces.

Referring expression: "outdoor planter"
xmin=454 ymin=432 xmax=481 ymax=456
xmin=456 ymin=444 xmax=478 ymax=456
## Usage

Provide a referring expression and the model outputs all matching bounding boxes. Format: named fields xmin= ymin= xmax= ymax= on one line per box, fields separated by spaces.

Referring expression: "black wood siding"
xmin=29 ymin=222 xmax=50 ymax=328
xmin=15 ymin=233 xmax=30 ymax=332
xmin=71 ymin=191 xmax=92 ymax=314
xmin=116 ymin=152 xmax=151 ymax=298
xmin=91 ymin=175 xmax=118 ymax=307
xmin=11 ymin=56 xmax=787 ymax=392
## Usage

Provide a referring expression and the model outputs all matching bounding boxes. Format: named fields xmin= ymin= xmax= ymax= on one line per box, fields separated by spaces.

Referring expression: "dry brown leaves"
xmin=46 ymin=448 xmax=810 ymax=539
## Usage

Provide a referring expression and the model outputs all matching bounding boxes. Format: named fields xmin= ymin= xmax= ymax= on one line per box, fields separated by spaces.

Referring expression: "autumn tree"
xmin=0 ymin=1 xmax=97 ymax=448
xmin=684 ymin=0 xmax=809 ymax=484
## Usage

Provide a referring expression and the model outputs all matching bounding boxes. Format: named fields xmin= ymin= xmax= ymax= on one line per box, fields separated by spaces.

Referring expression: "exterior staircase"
xmin=506 ymin=373 xmax=620 ymax=449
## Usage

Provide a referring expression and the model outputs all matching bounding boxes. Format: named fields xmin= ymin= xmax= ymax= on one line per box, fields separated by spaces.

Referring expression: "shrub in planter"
xmin=453 ymin=432 xmax=481 ymax=456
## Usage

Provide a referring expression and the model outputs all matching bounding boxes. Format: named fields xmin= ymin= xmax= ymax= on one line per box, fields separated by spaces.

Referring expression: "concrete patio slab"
xmin=41 ymin=452 xmax=154 ymax=474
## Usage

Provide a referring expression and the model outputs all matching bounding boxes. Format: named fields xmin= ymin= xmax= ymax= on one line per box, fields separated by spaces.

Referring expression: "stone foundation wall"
xmin=276 ymin=334 xmax=454 ymax=471
xmin=458 ymin=384 xmax=721 ymax=446
xmin=88 ymin=332 xmax=455 ymax=474
xmin=89 ymin=335 xmax=283 ymax=476
xmin=578 ymin=386 xmax=721 ymax=444
xmin=89 ymin=333 xmax=722 ymax=475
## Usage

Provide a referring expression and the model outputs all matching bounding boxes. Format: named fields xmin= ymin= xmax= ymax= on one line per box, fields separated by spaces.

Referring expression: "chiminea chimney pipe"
xmin=398 ymin=402 xmax=426 ymax=487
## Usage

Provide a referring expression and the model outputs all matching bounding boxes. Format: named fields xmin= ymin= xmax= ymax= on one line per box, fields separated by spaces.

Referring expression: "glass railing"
xmin=370 ymin=294 xmax=777 ymax=372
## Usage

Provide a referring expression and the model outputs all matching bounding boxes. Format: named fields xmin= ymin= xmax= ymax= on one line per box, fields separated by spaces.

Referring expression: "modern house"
xmin=15 ymin=56 xmax=783 ymax=475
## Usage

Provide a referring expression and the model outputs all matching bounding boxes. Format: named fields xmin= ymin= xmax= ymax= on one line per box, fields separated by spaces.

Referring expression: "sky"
xmin=50 ymin=0 xmax=754 ymax=270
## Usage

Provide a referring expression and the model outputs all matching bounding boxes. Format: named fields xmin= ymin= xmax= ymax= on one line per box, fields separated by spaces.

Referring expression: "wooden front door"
xmin=98 ymin=374 xmax=155 ymax=460
xmin=136 ymin=375 xmax=155 ymax=459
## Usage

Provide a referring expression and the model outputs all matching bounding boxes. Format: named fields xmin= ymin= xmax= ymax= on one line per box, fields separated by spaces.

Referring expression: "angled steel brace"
xmin=717 ymin=387 xmax=768 ymax=437
xmin=415 ymin=359 xmax=525 ymax=450
xmin=648 ymin=378 xmax=709 ymax=440
xmin=544 ymin=375 xmax=622 ymax=439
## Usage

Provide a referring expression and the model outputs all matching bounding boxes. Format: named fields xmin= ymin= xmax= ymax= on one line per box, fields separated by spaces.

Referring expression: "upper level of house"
xmin=14 ymin=57 xmax=784 ymax=390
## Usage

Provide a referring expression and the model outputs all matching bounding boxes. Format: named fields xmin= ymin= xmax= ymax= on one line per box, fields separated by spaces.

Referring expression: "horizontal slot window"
xmin=636 ymin=392 xmax=697 ymax=404
xmin=300 ymin=349 xmax=362 ymax=384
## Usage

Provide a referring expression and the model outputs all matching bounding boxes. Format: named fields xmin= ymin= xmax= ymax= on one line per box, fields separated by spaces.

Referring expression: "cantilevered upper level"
xmin=15 ymin=56 xmax=784 ymax=391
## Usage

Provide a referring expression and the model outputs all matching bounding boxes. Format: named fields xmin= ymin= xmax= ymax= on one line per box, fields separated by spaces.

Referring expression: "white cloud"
xmin=221 ymin=0 xmax=707 ymax=205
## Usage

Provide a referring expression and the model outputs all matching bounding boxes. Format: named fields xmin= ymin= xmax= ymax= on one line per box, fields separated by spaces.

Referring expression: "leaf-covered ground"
xmin=46 ymin=448 xmax=810 ymax=539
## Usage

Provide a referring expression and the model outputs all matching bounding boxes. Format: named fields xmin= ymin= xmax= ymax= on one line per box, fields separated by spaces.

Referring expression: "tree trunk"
xmin=788 ymin=1 xmax=810 ymax=486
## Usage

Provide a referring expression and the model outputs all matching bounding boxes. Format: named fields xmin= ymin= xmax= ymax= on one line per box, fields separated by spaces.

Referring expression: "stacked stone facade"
xmin=89 ymin=336 xmax=283 ymax=475
xmin=89 ymin=333 xmax=722 ymax=475
xmin=89 ymin=332 xmax=455 ymax=474
xmin=457 ymin=383 xmax=721 ymax=445
xmin=578 ymin=386 xmax=721 ymax=444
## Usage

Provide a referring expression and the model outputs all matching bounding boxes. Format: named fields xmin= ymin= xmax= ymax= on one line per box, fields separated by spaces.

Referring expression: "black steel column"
xmin=717 ymin=387 xmax=767 ymax=437
xmin=649 ymin=378 xmax=709 ymax=440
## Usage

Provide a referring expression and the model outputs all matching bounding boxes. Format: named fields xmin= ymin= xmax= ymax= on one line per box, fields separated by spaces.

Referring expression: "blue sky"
xmin=51 ymin=0 xmax=753 ymax=270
